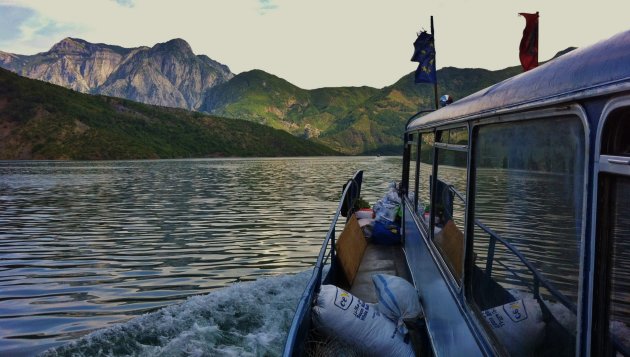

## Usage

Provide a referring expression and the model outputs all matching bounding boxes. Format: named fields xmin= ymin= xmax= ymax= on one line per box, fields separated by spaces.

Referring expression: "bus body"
xmin=401 ymin=29 xmax=630 ymax=356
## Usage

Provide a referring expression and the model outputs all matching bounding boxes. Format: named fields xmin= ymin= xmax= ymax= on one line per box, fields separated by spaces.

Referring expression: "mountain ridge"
xmin=1 ymin=37 xmax=576 ymax=154
xmin=199 ymin=69 xmax=380 ymax=138
xmin=0 ymin=66 xmax=338 ymax=159
xmin=0 ymin=37 xmax=234 ymax=110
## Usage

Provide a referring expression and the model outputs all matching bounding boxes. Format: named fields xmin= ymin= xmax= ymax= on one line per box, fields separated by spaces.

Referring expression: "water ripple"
xmin=0 ymin=157 xmax=400 ymax=354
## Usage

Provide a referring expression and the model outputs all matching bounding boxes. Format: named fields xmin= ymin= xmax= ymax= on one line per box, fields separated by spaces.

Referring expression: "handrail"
xmin=405 ymin=109 xmax=435 ymax=131
xmin=283 ymin=170 xmax=363 ymax=357
xmin=475 ymin=220 xmax=578 ymax=314
xmin=441 ymin=181 xmax=577 ymax=314
xmin=448 ymin=184 xmax=466 ymax=203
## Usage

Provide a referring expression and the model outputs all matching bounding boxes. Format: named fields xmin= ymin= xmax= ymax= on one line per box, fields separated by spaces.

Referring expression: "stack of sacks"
xmin=312 ymin=284 xmax=415 ymax=356
xmin=371 ymin=182 xmax=402 ymax=245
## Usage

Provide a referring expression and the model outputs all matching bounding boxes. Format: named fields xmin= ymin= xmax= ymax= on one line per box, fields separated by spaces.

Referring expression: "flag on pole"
xmin=411 ymin=31 xmax=436 ymax=84
xmin=518 ymin=12 xmax=539 ymax=71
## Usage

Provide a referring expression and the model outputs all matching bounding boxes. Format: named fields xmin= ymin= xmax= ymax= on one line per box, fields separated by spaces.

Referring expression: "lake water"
xmin=0 ymin=157 xmax=402 ymax=356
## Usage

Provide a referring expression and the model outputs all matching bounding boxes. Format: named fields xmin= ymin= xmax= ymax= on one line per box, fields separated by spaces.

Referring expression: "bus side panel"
xmin=404 ymin=204 xmax=484 ymax=356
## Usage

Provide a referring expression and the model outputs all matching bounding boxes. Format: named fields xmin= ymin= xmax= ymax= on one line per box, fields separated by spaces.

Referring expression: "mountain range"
xmin=0 ymin=67 xmax=337 ymax=160
xmin=0 ymin=37 xmax=573 ymax=155
xmin=0 ymin=38 xmax=233 ymax=110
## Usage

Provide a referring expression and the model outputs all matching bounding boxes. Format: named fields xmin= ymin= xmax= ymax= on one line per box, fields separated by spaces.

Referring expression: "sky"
xmin=0 ymin=0 xmax=628 ymax=89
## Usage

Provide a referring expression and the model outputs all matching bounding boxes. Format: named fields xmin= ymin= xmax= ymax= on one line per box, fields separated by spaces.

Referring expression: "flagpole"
xmin=431 ymin=16 xmax=438 ymax=110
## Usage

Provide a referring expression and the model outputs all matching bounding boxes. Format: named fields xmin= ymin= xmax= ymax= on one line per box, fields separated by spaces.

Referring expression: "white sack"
xmin=312 ymin=285 xmax=414 ymax=357
xmin=482 ymin=298 xmax=545 ymax=357
xmin=372 ymin=274 xmax=421 ymax=335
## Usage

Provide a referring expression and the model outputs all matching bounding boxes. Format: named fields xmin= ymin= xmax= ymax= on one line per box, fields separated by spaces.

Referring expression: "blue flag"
xmin=411 ymin=31 xmax=436 ymax=84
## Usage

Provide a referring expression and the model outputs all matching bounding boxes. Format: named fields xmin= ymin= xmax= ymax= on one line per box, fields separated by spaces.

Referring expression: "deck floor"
xmin=349 ymin=243 xmax=412 ymax=303
xmin=306 ymin=243 xmax=425 ymax=356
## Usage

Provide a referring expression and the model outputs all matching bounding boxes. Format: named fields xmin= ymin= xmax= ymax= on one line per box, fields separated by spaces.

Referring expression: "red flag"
xmin=519 ymin=12 xmax=539 ymax=71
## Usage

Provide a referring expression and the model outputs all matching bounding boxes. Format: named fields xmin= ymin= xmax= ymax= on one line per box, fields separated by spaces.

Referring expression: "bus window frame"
xmin=404 ymin=132 xmax=416 ymax=200
xmin=463 ymin=104 xmax=590 ymax=356
xmin=418 ymin=130 xmax=435 ymax=230
xmin=404 ymin=129 xmax=435 ymax=233
xmin=413 ymin=132 xmax=420 ymax=214
xmin=404 ymin=131 xmax=422 ymax=213
xmin=428 ymin=124 xmax=470 ymax=289
xmin=591 ymin=96 xmax=630 ymax=356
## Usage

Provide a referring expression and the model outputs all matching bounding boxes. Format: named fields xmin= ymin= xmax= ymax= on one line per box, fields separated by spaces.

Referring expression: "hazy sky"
xmin=1 ymin=0 xmax=628 ymax=89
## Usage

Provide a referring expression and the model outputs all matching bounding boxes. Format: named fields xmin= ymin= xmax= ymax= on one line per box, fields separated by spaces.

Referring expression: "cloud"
xmin=0 ymin=3 xmax=83 ymax=54
xmin=0 ymin=5 xmax=36 ymax=42
xmin=258 ymin=0 xmax=277 ymax=14
xmin=1 ymin=0 xmax=628 ymax=88
xmin=112 ymin=0 xmax=135 ymax=7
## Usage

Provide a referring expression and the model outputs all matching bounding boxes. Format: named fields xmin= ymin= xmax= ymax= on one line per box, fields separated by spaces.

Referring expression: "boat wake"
xmin=41 ymin=270 xmax=311 ymax=357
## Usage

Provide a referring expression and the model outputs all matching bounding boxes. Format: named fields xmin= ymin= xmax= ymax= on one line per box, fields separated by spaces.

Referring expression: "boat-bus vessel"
xmin=284 ymin=29 xmax=630 ymax=356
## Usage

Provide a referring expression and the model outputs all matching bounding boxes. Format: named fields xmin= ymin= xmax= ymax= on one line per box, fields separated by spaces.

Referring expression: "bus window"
xmin=598 ymin=175 xmax=630 ymax=356
xmin=601 ymin=107 xmax=630 ymax=156
xmin=449 ymin=126 xmax=468 ymax=145
xmin=594 ymin=106 xmax=630 ymax=356
xmin=469 ymin=116 xmax=585 ymax=357
xmin=418 ymin=132 xmax=434 ymax=224
xmin=432 ymin=127 xmax=467 ymax=282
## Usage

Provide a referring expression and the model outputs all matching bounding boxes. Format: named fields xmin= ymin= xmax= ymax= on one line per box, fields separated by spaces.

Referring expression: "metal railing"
xmin=282 ymin=170 xmax=363 ymax=357
xmin=475 ymin=219 xmax=577 ymax=314
xmin=440 ymin=182 xmax=577 ymax=314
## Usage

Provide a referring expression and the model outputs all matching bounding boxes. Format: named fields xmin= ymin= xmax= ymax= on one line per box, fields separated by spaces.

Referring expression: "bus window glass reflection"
xmin=470 ymin=116 xmax=585 ymax=357
xmin=605 ymin=176 xmax=630 ymax=356
xmin=409 ymin=134 xmax=418 ymax=207
xmin=597 ymin=107 xmax=630 ymax=356
xmin=418 ymin=132 xmax=434 ymax=223
xmin=432 ymin=128 xmax=467 ymax=282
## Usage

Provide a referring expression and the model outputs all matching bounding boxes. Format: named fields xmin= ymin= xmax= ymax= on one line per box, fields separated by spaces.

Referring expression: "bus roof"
xmin=408 ymin=29 xmax=630 ymax=131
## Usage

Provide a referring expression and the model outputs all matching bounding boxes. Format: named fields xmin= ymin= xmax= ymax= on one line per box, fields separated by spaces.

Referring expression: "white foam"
xmin=41 ymin=270 xmax=312 ymax=356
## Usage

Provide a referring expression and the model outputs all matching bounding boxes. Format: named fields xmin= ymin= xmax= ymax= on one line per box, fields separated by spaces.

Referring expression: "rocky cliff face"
xmin=0 ymin=51 xmax=26 ymax=68
xmin=0 ymin=38 xmax=233 ymax=110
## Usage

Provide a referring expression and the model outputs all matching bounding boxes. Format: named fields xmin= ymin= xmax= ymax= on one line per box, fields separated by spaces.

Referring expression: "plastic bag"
xmin=355 ymin=209 xmax=374 ymax=220
xmin=373 ymin=200 xmax=399 ymax=224
xmin=386 ymin=189 xmax=401 ymax=205
xmin=371 ymin=221 xmax=401 ymax=245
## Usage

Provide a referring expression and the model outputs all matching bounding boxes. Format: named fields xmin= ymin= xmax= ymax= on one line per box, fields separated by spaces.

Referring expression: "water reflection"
xmin=0 ymin=157 xmax=401 ymax=354
xmin=473 ymin=169 xmax=582 ymax=302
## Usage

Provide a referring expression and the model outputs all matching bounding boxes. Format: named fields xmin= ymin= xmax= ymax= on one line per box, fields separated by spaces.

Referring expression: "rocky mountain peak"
xmin=154 ymin=38 xmax=193 ymax=55
xmin=50 ymin=37 xmax=89 ymax=54
xmin=0 ymin=51 xmax=20 ymax=63
xmin=0 ymin=37 xmax=233 ymax=110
